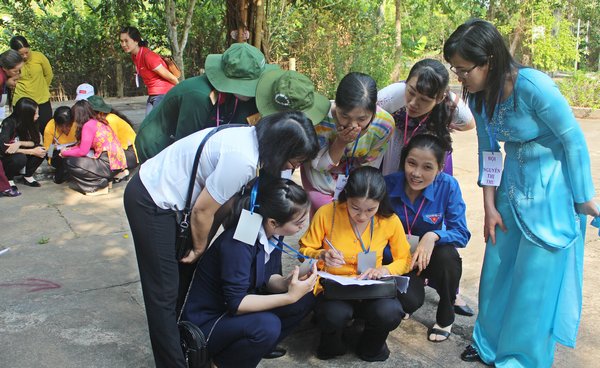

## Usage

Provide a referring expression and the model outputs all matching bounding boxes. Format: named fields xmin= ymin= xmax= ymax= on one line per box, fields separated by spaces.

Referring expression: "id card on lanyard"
xmin=352 ymin=217 xmax=376 ymax=274
xmin=481 ymin=105 xmax=503 ymax=187
xmin=404 ymin=197 xmax=426 ymax=253
xmin=234 ymin=178 xmax=263 ymax=245
xmin=333 ymin=136 xmax=360 ymax=200
xmin=134 ymin=48 xmax=143 ymax=88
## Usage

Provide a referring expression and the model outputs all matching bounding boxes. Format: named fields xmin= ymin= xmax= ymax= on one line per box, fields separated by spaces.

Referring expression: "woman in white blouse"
xmin=377 ymin=59 xmax=475 ymax=176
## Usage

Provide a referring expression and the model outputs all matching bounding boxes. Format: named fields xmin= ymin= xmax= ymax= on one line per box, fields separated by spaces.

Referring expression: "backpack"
xmin=162 ymin=55 xmax=181 ymax=78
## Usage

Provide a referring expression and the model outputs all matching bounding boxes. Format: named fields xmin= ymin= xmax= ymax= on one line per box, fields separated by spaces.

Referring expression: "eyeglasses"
xmin=449 ymin=64 xmax=478 ymax=79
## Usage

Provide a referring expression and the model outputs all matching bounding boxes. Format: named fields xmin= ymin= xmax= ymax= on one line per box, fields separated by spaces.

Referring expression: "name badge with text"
xmin=482 ymin=151 xmax=503 ymax=187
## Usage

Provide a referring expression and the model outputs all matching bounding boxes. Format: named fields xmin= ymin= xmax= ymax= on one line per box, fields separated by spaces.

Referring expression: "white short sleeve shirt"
xmin=139 ymin=126 xmax=259 ymax=211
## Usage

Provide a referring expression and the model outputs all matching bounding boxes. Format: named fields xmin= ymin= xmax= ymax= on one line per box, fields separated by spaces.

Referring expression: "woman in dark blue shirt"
xmin=384 ymin=134 xmax=471 ymax=343
xmin=181 ymin=177 xmax=318 ymax=368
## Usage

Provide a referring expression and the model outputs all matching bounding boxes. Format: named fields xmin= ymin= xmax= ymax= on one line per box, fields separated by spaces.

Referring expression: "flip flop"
xmin=427 ymin=327 xmax=451 ymax=342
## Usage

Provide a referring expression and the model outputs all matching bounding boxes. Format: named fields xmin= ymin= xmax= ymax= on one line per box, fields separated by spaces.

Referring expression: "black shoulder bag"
xmin=175 ymin=124 xmax=245 ymax=260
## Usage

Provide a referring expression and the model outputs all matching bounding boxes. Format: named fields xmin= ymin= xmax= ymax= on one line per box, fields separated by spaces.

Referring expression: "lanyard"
xmin=216 ymin=93 xmax=239 ymax=127
xmin=134 ymin=47 xmax=143 ymax=75
xmin=403 ymin=112 xmax=430 ymax=145
xmin=403 ymin=197 xmax=426 ymax=236
xmin=345 ymin=136 xmax=360 ymax=176
xmin=268 ymin=237 xmax=313 ymax=263
xmin=52 ymin=125 xmax=63 ymax=144
xmin=481 ymin=88 xmax=505 ymax=151
xmin=249 ymin=178 xmax=259 ymax=214
xmin=350 ymin=217 xmax=374 ymax=253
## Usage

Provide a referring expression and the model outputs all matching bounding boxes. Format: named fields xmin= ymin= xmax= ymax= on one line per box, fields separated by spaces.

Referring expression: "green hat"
xmin=87 ymin=95 xmax=112 ymax=113
xmin=205 ymin=43 xmax=278 ymax=97
xmin=255 ymin=70 xmax=331 ymax=125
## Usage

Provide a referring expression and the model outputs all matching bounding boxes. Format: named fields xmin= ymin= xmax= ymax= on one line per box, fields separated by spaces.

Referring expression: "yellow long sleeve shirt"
xmin=106 ymin=113 xmax=136 ymax=149
xmin=13 ymin=51 xmax=53 ymax=105
xmin=43 ymin=118 xmax=77 ymax=164
xmin=299 ymin=201 xmax=411 ymax=277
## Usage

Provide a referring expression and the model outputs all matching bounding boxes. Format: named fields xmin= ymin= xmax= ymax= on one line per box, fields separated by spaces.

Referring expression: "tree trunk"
xmin=390 ymin=0 xmax=403 ymax=81
xmin=116 ymin=62 xmax=124 ymax=98
xmin=253 ymin=0 xmax=265 ymax=51
xmin=165 ymin=0 xmax=198 ymax=80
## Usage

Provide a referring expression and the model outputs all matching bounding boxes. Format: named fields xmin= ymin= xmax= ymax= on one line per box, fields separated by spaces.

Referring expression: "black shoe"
xmin=461 ymin=345 xmax=490 ymax=365
xmin=454 ymin=304 xmax=475 ymax=317
xmin=263 ymin=346 xmax=286 ymax=359
xmin=358 ymin=342 xmax=390 ymax=362
xmin=22 ymin=179 xmax=41 ymax=187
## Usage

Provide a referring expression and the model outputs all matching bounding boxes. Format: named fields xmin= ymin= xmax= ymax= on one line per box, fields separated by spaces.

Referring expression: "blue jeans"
xmin=145 ymin=94 xmax=165 ymax=116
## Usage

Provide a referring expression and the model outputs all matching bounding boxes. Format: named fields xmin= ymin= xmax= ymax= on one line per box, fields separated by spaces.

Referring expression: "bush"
xmin=556 ymin=71 xmax=600 ymax=108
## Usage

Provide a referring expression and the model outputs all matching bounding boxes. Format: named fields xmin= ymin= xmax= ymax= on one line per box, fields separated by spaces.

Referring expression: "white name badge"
xmin=333 ymin=174 xmax=348 ymax=200
xmin=135 ymin=73 xmax=140 ymax=88
xmin=406 ymin=234 xmax=420 ymax=254
xmin=0 ymin=93 xmax=7 ymax=107
xmin=482 ymin=151 xmax=503 ymax=187
xmin=280 ymin=169 xmax=293 ymax=179
xmin=299 ymin=259 xmax=314 ymax=278
xmin=47 ymin=144 xmax=55 ymax=158
xmin=357 ymin=251 xmax=377 ymax=274
xmin=233 ymin=209 xmax=263 ymax=245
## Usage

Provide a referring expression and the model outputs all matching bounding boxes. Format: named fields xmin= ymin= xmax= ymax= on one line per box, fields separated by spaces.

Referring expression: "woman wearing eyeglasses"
xmin=377 ymin=59 xmax=475 ymax=176
xmin=444 ymin=19 xmax=598 ymax=367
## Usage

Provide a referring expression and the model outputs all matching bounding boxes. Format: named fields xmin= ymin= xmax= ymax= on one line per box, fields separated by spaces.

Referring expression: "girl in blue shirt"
xmin=384 ymin=134 xmax=471 ymax=343
xmin=181 ymin=177 xmax=318 ymax=368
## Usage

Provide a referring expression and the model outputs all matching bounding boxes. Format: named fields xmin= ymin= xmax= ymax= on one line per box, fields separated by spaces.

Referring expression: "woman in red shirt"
xmin=119 ymin=26 xmax=179 ymax=115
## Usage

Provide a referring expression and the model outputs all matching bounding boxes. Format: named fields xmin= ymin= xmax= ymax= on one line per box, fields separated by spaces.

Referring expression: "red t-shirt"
xmin=132 ymin=47 xmax=175 ymax=96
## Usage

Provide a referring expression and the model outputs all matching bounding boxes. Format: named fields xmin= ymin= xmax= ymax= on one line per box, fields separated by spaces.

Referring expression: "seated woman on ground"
xmin=384 ymin=134 xmax=471 ymax=342
xmin=301 ymin=72 xmax=394 ymax=216
xmin=0 ymin=97 xmax=45 ymax=190
xmin=378 ymin=59 xmax=475 ymax=316
xmin=43 ymin=106 xmax=77 ymax=184
xmin=60 ymin=100 xmax=126 ymax=195
xmin=87 ymin=95 xmax=138 ymax=177
xmin=181 ymin=177 xmax=318 ymax=368
xmin=299 ymin=166 xmax=413 ymax=362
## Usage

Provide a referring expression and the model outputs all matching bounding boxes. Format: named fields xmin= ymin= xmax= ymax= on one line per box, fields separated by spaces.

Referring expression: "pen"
xmin=323 ymin=238 xmax=346 ymax=264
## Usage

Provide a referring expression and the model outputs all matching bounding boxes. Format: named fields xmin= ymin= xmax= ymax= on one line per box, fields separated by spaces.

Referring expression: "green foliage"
xmin=37 ymin=236 xmax=50 ymax=245
xmin=557 ymin=71 xmax=600 ymax=108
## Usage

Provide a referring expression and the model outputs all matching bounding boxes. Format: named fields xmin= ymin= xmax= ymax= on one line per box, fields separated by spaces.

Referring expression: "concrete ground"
xmin=1 ymin=97 xmax=599 ymax=367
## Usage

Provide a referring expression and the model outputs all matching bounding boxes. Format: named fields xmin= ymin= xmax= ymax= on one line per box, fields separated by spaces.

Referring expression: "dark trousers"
xmin=64 ymin=152 xmax=113 ymax=193
xmin=397 ymin=245 xmax=462 ymax=327
xmin=124 ymin=145 xmax=139 ymax=170
xmin=37 ymin=101 xmax=52 ymax=135
xmin=123 ymin=173 xmax=186 ymax=368
xmin=207 ymin=293 xmax=315 ymax=368
xmin=1 ymin=152 xmax=44 ymax=179
xmin=49 ymin=152 xmax=69 ymax=184
xmin=316 ymin=296 xmax=403 ymax=358
xmin=145 ymin=94 xmax=165 ymax=116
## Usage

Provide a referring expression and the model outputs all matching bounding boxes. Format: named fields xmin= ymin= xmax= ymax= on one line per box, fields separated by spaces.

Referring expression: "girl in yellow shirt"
xmin=299 ymin=166 xmax=412 ymax=362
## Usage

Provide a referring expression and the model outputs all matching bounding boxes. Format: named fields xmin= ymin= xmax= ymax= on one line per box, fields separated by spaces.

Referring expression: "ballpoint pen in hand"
xmin=323 ymin=238 xmax=346 ymax=265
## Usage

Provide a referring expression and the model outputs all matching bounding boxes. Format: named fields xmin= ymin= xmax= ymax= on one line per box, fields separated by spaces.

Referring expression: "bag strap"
xmin=182 ymin=124 xmax=246 ymax=215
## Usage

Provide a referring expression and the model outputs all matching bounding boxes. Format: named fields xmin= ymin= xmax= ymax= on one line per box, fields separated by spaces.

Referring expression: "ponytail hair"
xmin=221 ymin=175 xmax=309 ymax=231
xmin=120 ymin=26 xmax=148 ymax=47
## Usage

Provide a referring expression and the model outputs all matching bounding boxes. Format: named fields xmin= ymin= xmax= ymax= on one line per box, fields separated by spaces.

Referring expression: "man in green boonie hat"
xmin=255 ymin=70 xmax=330 ymax=125
xmin=134 ymin=42 xmax=279 ymax=163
